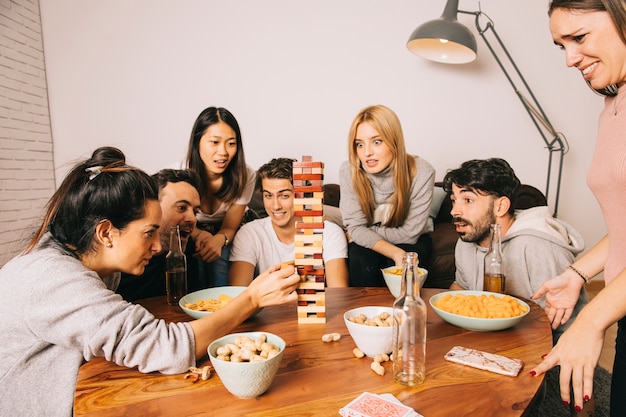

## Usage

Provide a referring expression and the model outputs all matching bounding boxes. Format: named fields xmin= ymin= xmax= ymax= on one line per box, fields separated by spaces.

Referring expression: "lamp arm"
xmin=459 ymin=9 xmax=567 ymax=216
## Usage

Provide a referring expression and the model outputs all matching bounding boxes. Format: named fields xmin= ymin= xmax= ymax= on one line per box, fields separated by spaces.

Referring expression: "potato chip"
xmin=184 ymin=294 xmax=233 ymax=312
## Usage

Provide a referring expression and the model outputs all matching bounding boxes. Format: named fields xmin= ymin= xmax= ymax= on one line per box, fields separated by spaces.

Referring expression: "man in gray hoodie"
xmin=443 ymin=158 xmax=587 ymax=341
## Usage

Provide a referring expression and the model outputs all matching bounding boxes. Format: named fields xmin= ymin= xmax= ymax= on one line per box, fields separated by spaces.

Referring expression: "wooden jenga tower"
xmin=293 ymin=156 xmax=326 ymax=324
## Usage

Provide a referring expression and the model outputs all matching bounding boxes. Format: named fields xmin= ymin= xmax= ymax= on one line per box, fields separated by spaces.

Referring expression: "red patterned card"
xmin=339 ymin=392 xmax=415 ymax=417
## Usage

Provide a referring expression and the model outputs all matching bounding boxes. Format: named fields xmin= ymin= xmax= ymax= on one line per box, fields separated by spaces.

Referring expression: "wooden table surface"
xmin=74 ymin=287 xmax=553 ymax=417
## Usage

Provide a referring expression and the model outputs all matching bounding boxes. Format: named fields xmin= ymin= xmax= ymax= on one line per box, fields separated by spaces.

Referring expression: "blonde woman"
xmin=339 ymin=105 xmax=435 ymax=286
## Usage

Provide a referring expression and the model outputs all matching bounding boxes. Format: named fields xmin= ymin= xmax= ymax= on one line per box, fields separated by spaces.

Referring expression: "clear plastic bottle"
xmin=392 ymin=252 xmax=427 ymax=386
xmin=166 ymin=225 xmax=187 ymax=305
xmin=483 ymin=223 xmax=506 ymax=294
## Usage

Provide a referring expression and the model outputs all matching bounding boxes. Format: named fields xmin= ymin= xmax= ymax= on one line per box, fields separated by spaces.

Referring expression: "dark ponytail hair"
xmin=25 ymin=146 xmax=158 ymax=255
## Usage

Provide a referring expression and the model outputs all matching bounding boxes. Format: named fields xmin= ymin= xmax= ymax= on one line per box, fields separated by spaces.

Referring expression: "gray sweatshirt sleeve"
xmin=27 ymin=254 xmax=196 ymax=375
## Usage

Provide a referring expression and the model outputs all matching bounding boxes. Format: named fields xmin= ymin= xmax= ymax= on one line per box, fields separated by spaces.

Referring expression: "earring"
xmin=106 ymin=242 xmax=112 ymax=248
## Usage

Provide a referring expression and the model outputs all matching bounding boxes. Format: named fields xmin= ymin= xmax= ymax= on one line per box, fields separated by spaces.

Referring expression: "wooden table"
xmin=74 ymin=288 xmax=553 ymax=416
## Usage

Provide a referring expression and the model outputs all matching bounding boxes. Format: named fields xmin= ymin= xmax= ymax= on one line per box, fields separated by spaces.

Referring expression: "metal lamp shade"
xmin=406 ymin=18 xmax=477 ymax=64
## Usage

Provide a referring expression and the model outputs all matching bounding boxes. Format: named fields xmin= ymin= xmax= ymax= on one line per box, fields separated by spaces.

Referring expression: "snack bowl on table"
xmin=343 ymin=306 xmax=394 ymax=357
xmin=179 ymin=286 xmax=262 ymax=319
xmin=429 ymin=290 xmax=530 ymax=332
xmin=208 ymin=331 xmax=285 ymax=399
xmin=381 ymin=266 xmax=428 ymax=298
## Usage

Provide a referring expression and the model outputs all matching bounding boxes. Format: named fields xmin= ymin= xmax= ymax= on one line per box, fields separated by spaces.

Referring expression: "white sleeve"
xmin=235 ymin=165 xmax=257 ymax=205
xmin=322 ymin=221 xmax=348 ymax=262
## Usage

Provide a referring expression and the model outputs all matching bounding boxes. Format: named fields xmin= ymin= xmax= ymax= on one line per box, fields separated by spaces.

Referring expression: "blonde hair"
xmin=347 ymin=105 xmax=416 ymax=227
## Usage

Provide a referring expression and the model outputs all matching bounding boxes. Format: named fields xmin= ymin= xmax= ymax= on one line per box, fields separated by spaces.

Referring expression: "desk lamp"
xmin=406 ymin=0 xmax=567 ymax=216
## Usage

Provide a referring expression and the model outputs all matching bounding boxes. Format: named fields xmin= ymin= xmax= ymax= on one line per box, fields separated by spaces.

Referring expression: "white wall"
xmin=39 ymin=0 xmax=606 ymax=266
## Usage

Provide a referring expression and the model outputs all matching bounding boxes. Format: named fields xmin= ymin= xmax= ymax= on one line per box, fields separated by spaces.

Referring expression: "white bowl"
xmin=343 ymin=306 xmax=393 ymax=357
xmin=179 ymin=286 xmax=262 ymax=319
xmin=429 ymin=290 xmax=530 ymax=332
xmin=208 ymin=332 xmax=285 ymax=398
xmin=381 ymin=266 xmax=428 ymax=298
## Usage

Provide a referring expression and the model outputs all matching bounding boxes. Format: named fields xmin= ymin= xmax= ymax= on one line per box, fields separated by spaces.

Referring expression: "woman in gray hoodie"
xmin=0 ymin=146 xmax=299 ymax=416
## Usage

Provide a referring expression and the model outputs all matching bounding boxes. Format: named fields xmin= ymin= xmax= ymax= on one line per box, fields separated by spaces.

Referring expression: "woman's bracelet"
xmin=567 ymin=265 xmax=591 ymax=284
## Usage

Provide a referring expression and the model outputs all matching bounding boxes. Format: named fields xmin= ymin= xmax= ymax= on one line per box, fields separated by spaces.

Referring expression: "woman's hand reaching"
xmin=532 ymin=271 xmax=584 ymax=329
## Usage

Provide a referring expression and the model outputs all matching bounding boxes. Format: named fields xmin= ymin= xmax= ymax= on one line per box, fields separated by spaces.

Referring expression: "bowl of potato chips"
xmin=180 ymin=286 xmax=261 ymax=319
xmin=429 ymin=290 xmax=530 ymax=332
xmin=381 ymin=266 xmax=428 ymax=298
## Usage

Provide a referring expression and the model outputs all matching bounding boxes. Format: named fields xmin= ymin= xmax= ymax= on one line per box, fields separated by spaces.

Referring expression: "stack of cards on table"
xmin=339 ymin=392 xmax=423 ymax=417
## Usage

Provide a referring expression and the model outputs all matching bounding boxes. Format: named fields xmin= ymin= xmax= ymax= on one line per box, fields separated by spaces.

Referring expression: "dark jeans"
xmin=348 ymin=233 xmax=432 ymax=287
xmin=611 ymin=316 xmax=626 ymax=416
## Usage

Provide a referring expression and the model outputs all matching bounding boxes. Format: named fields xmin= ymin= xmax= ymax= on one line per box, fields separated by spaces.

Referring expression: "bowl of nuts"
xmin=208 ymin=332 xmax=285 ymax=398
xmin=344 ymin=306 xmax=394 ymax=358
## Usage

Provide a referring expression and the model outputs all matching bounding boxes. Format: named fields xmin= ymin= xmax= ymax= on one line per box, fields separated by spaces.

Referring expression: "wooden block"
xmin=294 ymin=246 xmax=323 ymax=255
xmin=297 ymin=281 xmax=325 ymax=290
xmin=301 ymin=216 xmax=324 ymax=223
xmin=294 ymin=258 xmax=324 ymax=266
xmin=292 ymin=161 xmax=323 ymax=168
xmin=293 ymin=186 xmax=323 ymax=193
xmin=294 ymin=234 xmax=323 ymax=242
xmin=294 ymin=210 xmax=323 ymax=217
xmin=297 ymin=293 xmax=326 ymax=301
xmin=297 ymin=305 xmax=327 ymax=313
xmin=293 ymin=174 xmax=324 ymax=181
xmin=296 ymin=222 xmax=325 ymax=229
xmin=297 ymin=317 xmax=327 ymax=324
xmin=293 ymin=197 xmax=323 ymax=205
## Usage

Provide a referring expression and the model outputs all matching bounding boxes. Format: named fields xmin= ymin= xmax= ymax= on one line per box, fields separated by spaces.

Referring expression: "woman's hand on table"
xmin=531 ymin=271 xmax=583 ymax=329
xmin=247 ymin=264 xmax=300 ymax=308
xmin=194 ymin=231 xmax=223 ymax=263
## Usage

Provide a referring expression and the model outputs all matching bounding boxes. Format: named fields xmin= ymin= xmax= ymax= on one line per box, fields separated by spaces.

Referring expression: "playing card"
xmin=339 ymin=392 xmax=415 ymax=417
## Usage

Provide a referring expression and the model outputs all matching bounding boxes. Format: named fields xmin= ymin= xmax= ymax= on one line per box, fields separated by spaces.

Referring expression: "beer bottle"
xmin=483 ymin=223 xmax=505 ymax=293
xmin=166 ymin=225 xmax=187 ymax=305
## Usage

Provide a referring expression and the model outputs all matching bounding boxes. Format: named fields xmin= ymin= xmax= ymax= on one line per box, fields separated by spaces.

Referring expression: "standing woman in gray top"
xmin=339 ymin=105 xmax=435 ymax=286
xmin=0 ymin=147 xmax=299 ymax=416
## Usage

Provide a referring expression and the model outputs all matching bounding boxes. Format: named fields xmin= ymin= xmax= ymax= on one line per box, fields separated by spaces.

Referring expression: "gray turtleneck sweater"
xmin=339 ymin=156 xmax=435 ymax=249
